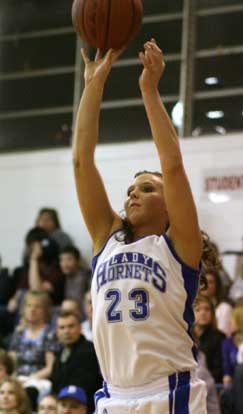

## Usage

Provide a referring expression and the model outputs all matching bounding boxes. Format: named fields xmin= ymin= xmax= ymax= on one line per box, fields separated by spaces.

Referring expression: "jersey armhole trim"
xmin=162 ymin=233 xmax=201 ymax=276
xmin=91 ymin=228 xmax=123 ymax=273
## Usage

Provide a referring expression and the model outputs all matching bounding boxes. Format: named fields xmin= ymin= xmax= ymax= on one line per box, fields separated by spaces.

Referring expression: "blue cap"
xmin=58 ymin=386 xmax=87 ymax=405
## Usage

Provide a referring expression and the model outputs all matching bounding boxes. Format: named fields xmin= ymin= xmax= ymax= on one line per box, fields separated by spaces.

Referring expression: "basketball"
xmin=72 ymin=0 xmax=143 ymax=50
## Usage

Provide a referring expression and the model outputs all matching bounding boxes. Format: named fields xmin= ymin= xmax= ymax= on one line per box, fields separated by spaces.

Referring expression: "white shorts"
xmin=95 ymin=371 xmax=207 ymax=414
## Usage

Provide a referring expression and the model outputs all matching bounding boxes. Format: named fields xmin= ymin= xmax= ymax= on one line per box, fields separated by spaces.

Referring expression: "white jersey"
xmin=91 ymin=230 xmax=200 ymax=387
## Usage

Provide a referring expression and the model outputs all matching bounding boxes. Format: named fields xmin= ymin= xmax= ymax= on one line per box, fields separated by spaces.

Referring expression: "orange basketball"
xmin=72 ymin=0 xmax=143 ymax=50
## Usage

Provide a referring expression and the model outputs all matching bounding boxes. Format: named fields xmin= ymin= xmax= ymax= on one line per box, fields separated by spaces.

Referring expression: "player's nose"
xmin=130 ymin=187 xmax=139 ymax=198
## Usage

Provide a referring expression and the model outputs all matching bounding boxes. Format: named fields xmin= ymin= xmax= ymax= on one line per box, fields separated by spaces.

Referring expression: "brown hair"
xmin=36 ymin=208 xmax=61 ymax=230
xmin=57 ymin=309 xmax=81 ymax=323
xmin=0 ymin=350 xmax=15 ymax=376
xmin=232 ymin=305 xmax=243 ymax=346
xmin=193 ymin=294 xmax=217 ymax=328
xmin=38 ymin=394 xmax=58 ymax=409
xmin=0 ymin=378 xmax=30 ymax=414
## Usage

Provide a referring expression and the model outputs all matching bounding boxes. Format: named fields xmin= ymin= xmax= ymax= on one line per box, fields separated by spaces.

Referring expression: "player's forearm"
xmin=142 ymin=88 xmax=183 ymax=173
xmin=73 ymin=81 xmax=104 ymax=164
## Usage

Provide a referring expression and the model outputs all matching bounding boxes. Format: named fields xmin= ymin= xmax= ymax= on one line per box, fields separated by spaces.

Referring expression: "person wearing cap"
xmin=50 ymin=310 xmax=102 ymax=414
xmin=58 ymin=386 xmax=87 ymax=414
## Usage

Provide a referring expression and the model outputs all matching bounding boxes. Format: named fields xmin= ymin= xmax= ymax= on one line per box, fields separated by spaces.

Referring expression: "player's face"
xmin=194 ymin=301 xmax=213 ymax=326
xmin=124 ymin=174 xmax=168 ymax=229
xmin=57 ymin=316 xmax=81 ymax=345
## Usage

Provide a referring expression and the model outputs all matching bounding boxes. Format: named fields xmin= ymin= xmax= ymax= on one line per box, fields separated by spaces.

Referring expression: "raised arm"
xmin=72 ymin=49 xmax=123 ymax=253
xmin=139 ymin=39 xmax=202 ymax=269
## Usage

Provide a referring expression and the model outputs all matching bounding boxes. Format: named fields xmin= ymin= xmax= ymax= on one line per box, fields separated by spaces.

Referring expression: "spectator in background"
xmin=193 ymin=295 xmax=225 ymax=384
xmin=222 ymin=304 xmax=243 ymax=385
xmin=36 ymin=208 xmax=73 ymax=251
xmin=196 ymin=351 xmax=221 ymax=414
xmin=81 ymin=291 xmax=92 ymax=342
xmin=0 ymin=349 xmax=15 ymax=380
xmin=0 ymin=259 xmax=20 ymax=337
xmin=51 ymin=310 xmax=102 ymax=414
xmin=9 ymin=291 xmax=58 ymax=409
xmin=220 ymin=305 xmax=243 ymax=414
xmin=61 ymin=299 xmax=81 ymax=318
xmin=38 ymin=394 xmax=58 ymax=414
xmin=0 ymin=378 xmax=30 ymax=414
xmin=203 ymin=270 xmax=233 ymax=337
xmin=59 ymin=246 xmax=90 ymax=320
xmin=7 ymin=227 xmax=64 ymax=314
xmin=57 ymin=386 xmax=87 ymax=414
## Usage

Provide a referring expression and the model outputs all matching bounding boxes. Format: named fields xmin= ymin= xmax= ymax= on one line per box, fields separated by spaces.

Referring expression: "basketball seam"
xmin=105 ymin=0 xmax=112 ymax=50
xmin=81 ymin=0 xmax=86 ymax=41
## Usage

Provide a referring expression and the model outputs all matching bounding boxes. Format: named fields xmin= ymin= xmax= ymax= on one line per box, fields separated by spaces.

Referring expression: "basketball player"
xmin=72 ymin=39 xmax=207 ymax=414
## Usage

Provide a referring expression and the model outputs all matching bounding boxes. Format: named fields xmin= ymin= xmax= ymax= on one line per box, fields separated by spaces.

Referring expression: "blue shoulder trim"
xmin=91 ymin=229 xmax=123 ymax=273
xmin=162 ymin=233 xmax=201 ymax=276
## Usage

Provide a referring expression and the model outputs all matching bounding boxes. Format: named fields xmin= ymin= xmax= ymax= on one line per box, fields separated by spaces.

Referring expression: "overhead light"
xmin=208 ymin=192 xmax=230 ymax=203
xmin=205 ymin=76 xmax=219 ymax=85
xmin=206 ymin=110 xmax=224 ymax=119
xmin=172 ymin=101 xmax=183 ymax=128
xmin=215 ymin=125 xmax=226 ymax=135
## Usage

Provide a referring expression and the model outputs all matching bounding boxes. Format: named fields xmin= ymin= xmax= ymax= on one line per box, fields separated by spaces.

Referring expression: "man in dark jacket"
xmin=51 ymin=310 xmax=102 ymax=414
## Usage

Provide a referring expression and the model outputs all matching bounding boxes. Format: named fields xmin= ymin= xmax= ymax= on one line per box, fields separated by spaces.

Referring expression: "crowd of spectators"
xmin=1 ymin=206 xmax=243 ymax=414
xmin=0 ymin=208 xmax=100 ymax=414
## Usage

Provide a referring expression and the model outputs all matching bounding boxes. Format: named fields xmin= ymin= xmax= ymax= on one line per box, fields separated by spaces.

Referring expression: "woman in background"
xmin=36 ymin=208 xmax=73 ymax=250
xmin=38 ymin=394 xmax=58 ymax=414
xmin=0 ymin=378 xmax=30 ymax=414
xmin=193 ymin=295 xmax=225 ymax=384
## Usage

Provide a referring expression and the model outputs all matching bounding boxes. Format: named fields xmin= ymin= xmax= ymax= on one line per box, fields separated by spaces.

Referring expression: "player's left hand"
xmin=139 ymin=39 xmax=165 ymax=92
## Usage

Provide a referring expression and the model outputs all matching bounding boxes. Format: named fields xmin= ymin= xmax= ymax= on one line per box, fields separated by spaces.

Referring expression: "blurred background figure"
xmin=51 ymin=310 xmax=102 ymax=414
xmin=57 ymin=386 xmax=87 ymax=414
xmin=81 ymin=291 xmax=92 ymax=342
xmin=195 ymin=351 xmax=221 ymax=414
xmin=36 ymin=208 xmax=73 ymax=251
xmin=193 ymin=295 xmax=225 ymax=385
xmin=38 ymin=394 xmax=58 ymax=414
xmin=0 ymin=349 xmax=15 ymax=381
xmin=9 ymin=290 xmax=58 ymax=410
xmin=59 ymin=246 xmax=91 ymax=320
xmin=203 ymin=269 xmax=233 ymax=337
xmin=6 ymin=227 xmax=64 ymax=326
xmin=0 ymin=378 xmax=30 ymax=414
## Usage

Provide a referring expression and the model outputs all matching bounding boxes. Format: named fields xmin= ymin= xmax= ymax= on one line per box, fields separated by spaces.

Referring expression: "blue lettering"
xmin=96 ymin=262 xmax=107 ymax=292
xmin=133 ymin=264 xmax=143 ymax=280
xmin=152 ymin=262 xmax=166 ymax=292
xmin=124 ymin=264 xmax=133 ymax=278
xmin=115 ymin=265 xmax=125 ymax=279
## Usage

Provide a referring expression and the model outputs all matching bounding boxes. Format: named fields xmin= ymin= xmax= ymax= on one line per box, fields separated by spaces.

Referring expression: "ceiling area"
xmin=0 ymin=0 xmax=242 ymax=151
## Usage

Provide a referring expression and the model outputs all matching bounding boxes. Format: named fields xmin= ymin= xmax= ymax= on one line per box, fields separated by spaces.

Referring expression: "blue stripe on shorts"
xmin=169 ymin=371 xmax=191 ymax=414
xmin=94 ymin=381 xmax=110 ymax=414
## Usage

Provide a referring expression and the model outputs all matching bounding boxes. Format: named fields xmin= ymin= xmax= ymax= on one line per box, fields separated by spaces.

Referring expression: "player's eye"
xmin=142 ymin=185 xmax=153 ymax=192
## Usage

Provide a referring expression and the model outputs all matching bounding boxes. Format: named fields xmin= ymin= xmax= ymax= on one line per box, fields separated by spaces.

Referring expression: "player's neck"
xmin=132 ymin=223 xmax=166 ymax=241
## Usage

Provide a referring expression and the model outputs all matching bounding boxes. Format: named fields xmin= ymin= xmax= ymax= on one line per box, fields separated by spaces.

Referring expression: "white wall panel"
xmin=1 ymin=133 xmax=243 ymax=271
